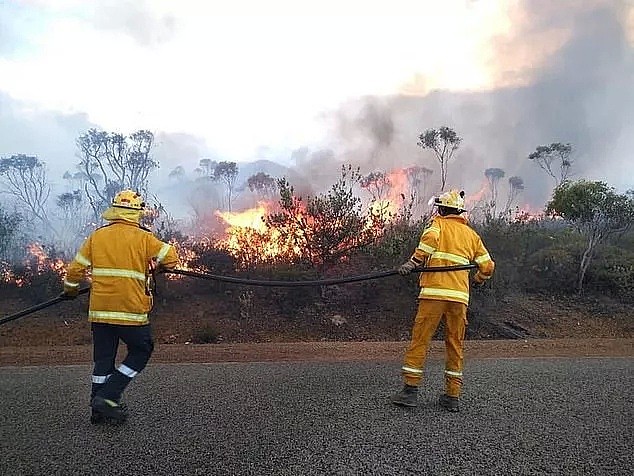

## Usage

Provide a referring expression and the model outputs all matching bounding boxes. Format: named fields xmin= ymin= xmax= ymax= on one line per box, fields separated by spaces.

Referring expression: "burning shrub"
xmin=170 ymin=236 xmax=235 ymax=273
xmin=266 ymin=166 xmax=388 ymax=267
xmin=1 ymin=243 xmax=67 ymax=302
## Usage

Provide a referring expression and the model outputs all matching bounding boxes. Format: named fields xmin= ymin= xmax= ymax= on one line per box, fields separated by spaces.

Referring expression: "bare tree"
xmin=76 ymin=129 xmax=158 ymax=220
xmin=56 ymin=191 xmax=90 ymax=253
xmin=213 ymin=161 xmax=239 ymax=211
xmin=417 ymin=126 xmax=461 ymax=191
xmin=528 ymin=142 xmax=573 ymax=187
xmin=0 ymin=154 xmax=55 ymax=236
xmin=404 ymin=165 xmax=433 ymax=209
xmin=360 ymin=171 xmax=391 ymax=201
xmin=360 ymin=171 xmax=394 ymax=219
xmin=186 ymin=181 xmax=222 ymax=234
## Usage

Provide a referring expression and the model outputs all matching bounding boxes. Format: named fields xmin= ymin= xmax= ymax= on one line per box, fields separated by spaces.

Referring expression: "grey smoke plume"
xmin=299 ymin=0 xmax=634 ymax=208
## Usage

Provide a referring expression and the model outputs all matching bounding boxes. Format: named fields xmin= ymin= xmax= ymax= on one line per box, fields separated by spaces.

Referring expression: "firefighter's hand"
xmin=398 ymin=260 xmax=417 ymax=276
xmin=473 ymin=273 xmax=486 ymax=286
xmin=62 ymin=285 xmax=79 ymax=299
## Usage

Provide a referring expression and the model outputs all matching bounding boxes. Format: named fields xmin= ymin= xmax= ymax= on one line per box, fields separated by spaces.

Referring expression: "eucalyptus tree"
xmin=417 ymin=126 xmax=461 ymax=191
xmin=247 ymin=172 xmax=277 ymax=200
xmin=213 ymin=161 xmax=239 ymax=211
xmin=484 ymin=167 xmax=505 ymax=219
xmin=546 ymin=180 xmax=634 ymax=293
xmin=528 ymin=142 xmax=573 ymax=187
xmin=502 ymin=176 xmax=525 ymax=218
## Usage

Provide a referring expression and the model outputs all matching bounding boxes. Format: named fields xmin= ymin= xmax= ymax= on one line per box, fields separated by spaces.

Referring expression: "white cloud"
xmin=0 ymin=0 xmax=514 ymax=158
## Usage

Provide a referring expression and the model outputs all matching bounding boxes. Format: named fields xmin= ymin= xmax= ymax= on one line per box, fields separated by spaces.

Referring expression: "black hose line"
xmin=165 ymin=263 xmax=478 ymax=287
xmin=0 ymin=287 xmax=90 ymax=326
xmin=0 ymin=264 xmax=477 ymax=325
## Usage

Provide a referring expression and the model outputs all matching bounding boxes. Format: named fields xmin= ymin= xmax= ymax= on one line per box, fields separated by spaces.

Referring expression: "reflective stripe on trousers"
xmin=401 ymin=299 xmax=467 ymax=397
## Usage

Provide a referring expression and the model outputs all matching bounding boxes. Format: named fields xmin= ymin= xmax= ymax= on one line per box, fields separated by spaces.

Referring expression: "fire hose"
xmin=0 ymin=264 xmax=477 ymax=326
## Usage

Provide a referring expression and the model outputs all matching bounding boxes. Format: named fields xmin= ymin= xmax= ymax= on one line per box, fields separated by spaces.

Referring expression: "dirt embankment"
xmin=1 ymin=280 xmax=632 ymax=367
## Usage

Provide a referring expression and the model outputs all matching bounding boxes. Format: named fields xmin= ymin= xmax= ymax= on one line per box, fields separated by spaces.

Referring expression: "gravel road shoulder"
xmin=1 ymin=337 xmax=632 ymax=366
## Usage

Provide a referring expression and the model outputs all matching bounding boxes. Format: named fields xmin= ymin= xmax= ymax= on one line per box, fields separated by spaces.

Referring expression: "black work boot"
xmin=91 ymin=396 xmax=128 ymax=423
xmin=391 ymin=385 xmax=418 ymax=407
xmin=90 ymin=409 xmax=106 ymax=425
xmin=90 ymin=382 xmax=106 ymax=424
xmin=438 ymin=394 xmax=459 ymax=412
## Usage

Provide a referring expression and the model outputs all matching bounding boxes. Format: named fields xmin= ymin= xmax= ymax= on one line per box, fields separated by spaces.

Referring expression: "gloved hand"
xmin=473 ymin=273 xmax=486 ymax=286
xmin=62 ymin=283 xmax=79 ymax=299
xmin=398 ymin=260 xmax=418 ymax=276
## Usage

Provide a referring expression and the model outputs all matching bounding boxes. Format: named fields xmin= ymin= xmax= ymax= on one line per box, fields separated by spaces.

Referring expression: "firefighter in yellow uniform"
xmin=391 ymin=190 xmax=495 ymax=412
xmin=63 ymin=190 xmax=179 ymax=424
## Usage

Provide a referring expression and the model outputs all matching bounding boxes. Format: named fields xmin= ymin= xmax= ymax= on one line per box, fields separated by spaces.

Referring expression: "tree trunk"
xmin=577 ymin=239 xmax=595 ymax=294
xmin=440 ymin=163 xmax=447 ymax=191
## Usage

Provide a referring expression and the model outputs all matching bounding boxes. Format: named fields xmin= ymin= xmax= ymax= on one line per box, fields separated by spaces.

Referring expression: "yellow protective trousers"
xmin=401 ymin=299 xmax=467 ymax=397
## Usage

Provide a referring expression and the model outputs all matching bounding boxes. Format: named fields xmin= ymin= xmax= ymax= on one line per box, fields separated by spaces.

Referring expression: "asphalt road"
xmin=1 ymin=358 xmax=631 ymax=476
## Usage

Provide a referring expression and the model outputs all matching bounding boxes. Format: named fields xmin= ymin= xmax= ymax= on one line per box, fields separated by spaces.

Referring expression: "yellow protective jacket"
xmin=64 ymin=220 xmax=179 ymax=326
xmin=409 ymin=214 xmax=494 ymax=305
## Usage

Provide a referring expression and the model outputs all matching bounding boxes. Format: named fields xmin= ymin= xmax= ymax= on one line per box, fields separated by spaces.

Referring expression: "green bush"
xmin=585 ymin=245 xmax=634 ymax=299
xmin=366 ymin=216 xmax=426 ymax=264
xmin=524 ymin=244 xmax=580 ymax=293
xmin=475 ymin=220 xmax=601 ymax=296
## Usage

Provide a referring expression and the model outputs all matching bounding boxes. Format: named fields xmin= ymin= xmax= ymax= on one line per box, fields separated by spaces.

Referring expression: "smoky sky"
xmin=0 ymin=2 xmax=35 ymax=58
xmin=89 ymin=0 xmax=178 ymax=47
xmin=0 ymin=91 xmax=96 ymax=185
xmin=309 ymin=0 xmax=634 ymax=207
xmin=1 ymin=0 xmax=632 ymax=217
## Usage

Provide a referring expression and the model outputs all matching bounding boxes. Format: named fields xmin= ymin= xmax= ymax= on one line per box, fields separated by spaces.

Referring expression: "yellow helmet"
xmin=433 ymin=190 xmax=465 ymax=211
xmin=112 ymin=189 xmax=145 ymax=210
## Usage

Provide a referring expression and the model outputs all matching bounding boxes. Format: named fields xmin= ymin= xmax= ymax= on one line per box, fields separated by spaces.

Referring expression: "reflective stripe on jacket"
xmin=410 ymin=215 xmax=494 ymax=305
xmin=64 ymin=220 xmax=179 ymax=326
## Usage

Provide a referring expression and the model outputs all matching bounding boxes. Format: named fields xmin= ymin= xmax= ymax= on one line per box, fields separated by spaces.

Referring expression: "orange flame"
xmin=1 ymin=243 xmax=66 ymax=287
xmin=214 ymin=202 xmax=303 ymax=264
xmin=513 ymin=204 xmax=545 ymax=223
xmin=26 ymin=243 xmax=66 ymax=275
xmin=465 ymin=183 xmax=489 ymax=207
xmin=367 ymin=168 xmax=410 ymax=218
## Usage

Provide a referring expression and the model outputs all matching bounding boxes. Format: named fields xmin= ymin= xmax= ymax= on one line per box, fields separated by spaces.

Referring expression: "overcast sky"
xmin=1 ymin=0 xmax=633 ymax=204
